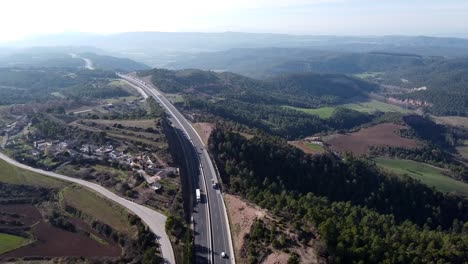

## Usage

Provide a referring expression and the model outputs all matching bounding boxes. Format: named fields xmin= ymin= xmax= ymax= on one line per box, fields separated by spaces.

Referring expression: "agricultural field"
xmin=0 ymin=159 xmax=66 ymax=188
xmin=284 ymin=105 xmax=335 ymax=118
xmin=284 ymin=100 xmax=410 ymax=119
xmin=288 ymin=141 xmax=325 ymax=155
xmin=433 ymin=115 xmax=468 ymax=129
xmin=81 ymin=118 xmax=158 ymax=130
xmin=325 ymin=123 xmax=420 ymax=155
xmin=0 ymin=233 xmax=30 ymax=254
xmin=375 ymin=157 xmax=468 ymax=196
xmin=165 ymin=93 xmax=185 ymax=104
xmin=0 ymin=159 xmax=159 ymax=261
xmin=61 ymin=186 xmax=136 ymax=236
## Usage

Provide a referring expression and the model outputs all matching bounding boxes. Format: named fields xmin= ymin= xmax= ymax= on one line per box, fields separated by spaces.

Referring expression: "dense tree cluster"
xmin=379 ymin=58 xmax=468 ymax=116
xmin=402 ymin=115 xmax=465 ymax=150
xmin=209 ymin=129 xmax=468 ymax=262
xmin=0 ymin=67 xmax=122 ymax=105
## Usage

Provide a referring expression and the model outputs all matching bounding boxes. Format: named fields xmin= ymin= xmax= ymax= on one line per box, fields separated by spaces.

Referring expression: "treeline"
xmin=0 ymin=67 xmax=120 ymax=105
xmin=209 ymin=129 xmax=468 ymax=262
xmin=209 ymin=129 xmax=467 ymax=228
xmin=187 ymin=96 xmax=377 ymax=138
xmin=402 ymin=115 xmax=466 ymax=150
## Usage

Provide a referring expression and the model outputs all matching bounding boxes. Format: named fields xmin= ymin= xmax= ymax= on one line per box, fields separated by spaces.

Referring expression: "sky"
xmin=1 ymin=0 xmax=467 ymax=43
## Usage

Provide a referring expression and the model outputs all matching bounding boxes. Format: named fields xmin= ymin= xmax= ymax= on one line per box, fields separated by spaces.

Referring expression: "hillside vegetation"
xmin=139 ymin=68 xmax=381 ymax=138
xmin=209 ymin=129 xmax=468 ymax=263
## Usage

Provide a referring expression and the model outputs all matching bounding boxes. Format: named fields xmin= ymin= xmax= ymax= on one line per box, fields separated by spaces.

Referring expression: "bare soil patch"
xmin=225 ymin=194 xmax=266 ymax=263
xmin=262 ymin=251 xmax=290 ymax=264
xmin=326 ymin=123 xmax=420 ymax=155
xmin=193 ymin=123 xmax=214 ymax=145
xmin=225 ymin=194 xmax=324 ymax=264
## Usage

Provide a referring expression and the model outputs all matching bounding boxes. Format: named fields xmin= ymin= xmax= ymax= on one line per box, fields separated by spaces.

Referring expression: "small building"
xmin=34 ymin=140 xmax=46 ymax=148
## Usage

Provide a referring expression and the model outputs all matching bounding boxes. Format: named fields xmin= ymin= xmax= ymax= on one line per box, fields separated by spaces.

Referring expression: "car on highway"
xmin=221 ymin=251 xmax=227 ymax=258
xmin=212 ymin=179 xmax=217 ymax=189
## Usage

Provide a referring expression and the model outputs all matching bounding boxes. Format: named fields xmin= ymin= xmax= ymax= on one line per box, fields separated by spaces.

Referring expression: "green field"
xmin=166 ymin=93 xmax=184 ymax=104
xmin=0 ymin=233 xmax=30 ymax=254
xmin=61 ymin=186 xmax=135 ymax=236
xmin=0 ymin=159 xmax=67 ymax=188
xmin=305 ymin=142 xmax=325 ymax=152
xmin=284 ymin=100 xmax=410 ymax=119
xmin=375 ymin=157 xmax=468 ymax=196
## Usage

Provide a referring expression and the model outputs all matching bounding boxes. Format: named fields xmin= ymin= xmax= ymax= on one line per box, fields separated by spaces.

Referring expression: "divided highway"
xmin=0 ymin=152 xmax=175 ymax=264
xmin=120 ymin=74 xmax=235 ymax=264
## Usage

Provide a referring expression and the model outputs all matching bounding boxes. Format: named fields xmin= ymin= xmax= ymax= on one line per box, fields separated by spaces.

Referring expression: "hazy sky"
xmin=1 ymin=0 xmax=467 ymax=42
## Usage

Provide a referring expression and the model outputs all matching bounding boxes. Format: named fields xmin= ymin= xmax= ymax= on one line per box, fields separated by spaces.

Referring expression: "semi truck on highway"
xmin=196 ymin=188 xmax=201 ymax=203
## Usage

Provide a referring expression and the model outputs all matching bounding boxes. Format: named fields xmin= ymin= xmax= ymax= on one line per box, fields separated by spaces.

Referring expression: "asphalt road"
xmin=0 ymin=152 xmax=175 ymax=264
xmin=121 ymin=75 xmax=235 ymax=264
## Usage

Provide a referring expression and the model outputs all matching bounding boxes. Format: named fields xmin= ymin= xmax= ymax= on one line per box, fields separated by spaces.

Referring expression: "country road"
xmin=120 ymin=74 xmax=235 ymax=264
xmin=83 ymin=58 xmax=95 ymax=70
xmin=0 ymin=152 xmax=175 ymax=264
xmin=69 ymin=53 xmax=94 ymax=70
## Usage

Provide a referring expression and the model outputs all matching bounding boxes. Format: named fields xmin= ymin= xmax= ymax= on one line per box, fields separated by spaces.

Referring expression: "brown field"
xmin=326 ymin=123 xmax=420 ymax=155
xmin=0 ymin=204 xmax=121 ymax=259
xmin=263 ymin=252 xmax=290 ymax=264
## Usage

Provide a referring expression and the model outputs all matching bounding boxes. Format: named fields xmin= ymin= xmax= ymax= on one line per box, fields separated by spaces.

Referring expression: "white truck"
xmin=196 ymin=188 xmax=201 ymax=203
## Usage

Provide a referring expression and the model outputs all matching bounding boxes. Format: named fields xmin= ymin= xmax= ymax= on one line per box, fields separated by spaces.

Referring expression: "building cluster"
xmin=305 ymin=136 xmax=324 ymax=146
xmin=30 ymin=141 xmax=176 ymax=192
xmin=2 ymin=117 xmax=29 ymax=136
xmin=32 ymin=140 xmax=76 ymax=157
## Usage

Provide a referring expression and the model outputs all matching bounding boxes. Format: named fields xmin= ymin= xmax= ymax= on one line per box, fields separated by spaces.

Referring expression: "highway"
xmin=120 ymin=74 xmax=235 ymax=264
xmin=0 ymin=152 xmax=175 ymax=264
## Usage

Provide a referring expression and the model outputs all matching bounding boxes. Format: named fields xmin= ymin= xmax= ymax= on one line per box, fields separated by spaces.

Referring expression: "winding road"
xmin=0 ymin=152 xmax=175 ymax=264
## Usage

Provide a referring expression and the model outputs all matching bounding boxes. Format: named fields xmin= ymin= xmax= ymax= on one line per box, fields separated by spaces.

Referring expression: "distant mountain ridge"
xmin=4 ymin=32 xmax=468 ymax=66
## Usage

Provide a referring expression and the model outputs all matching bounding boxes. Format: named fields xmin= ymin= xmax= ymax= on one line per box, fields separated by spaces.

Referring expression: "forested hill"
xmin=209 ymin=129 xmax=468 ymax=263
xmin=140 ymin=68 xmax=377 ymax=106
xmin=166 ymin=48 xmax=433 ymax=78
xmin=139 ymin=68 xmax=378 ymax=138
xmin=386 ymin=58 xmax=468 ymax=116
xmin=267 ymin=72 xmax=376 ymax=101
